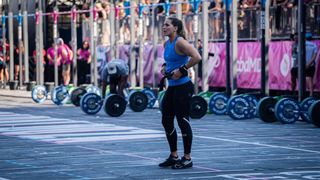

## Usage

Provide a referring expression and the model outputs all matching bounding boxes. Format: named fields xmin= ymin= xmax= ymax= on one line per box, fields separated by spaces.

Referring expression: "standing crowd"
xmin=0 ymin=38 xmax=91 ymax=86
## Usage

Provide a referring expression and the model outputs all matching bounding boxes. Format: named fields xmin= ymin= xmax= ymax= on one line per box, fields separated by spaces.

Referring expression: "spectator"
xmin=81 ymin=2 xmax=90 ymax=20
xmin=77 ymin=41 xmax=91 ymax=85
xmin=14 ymin=45 xmax=20 ymax=80
xmin=208 ymin=0 xmax=222 ymax=39
xmin=96 ymin=2 xmax=107 ymax=20
xmin=0 ymin=53 xmax=5 ymax=83
xmin=100 ymin=2 xmax=111 ymax=45
xmin=182 ymin=0 xmax=194 ymax=40
xmin=0 ymin=40 xmax=9 ymax=82
xmin=142 ymin=0 xmax=153 ymax=41
xmin=305 ymin=33 xmax=318 ymax=96
xmin=290 ymin=33 xmax=318 ymax=96
xmin=271 ymin=0 xmax=289 ymax=34
xmin=57 ymin=38 xmax=73 ymax=86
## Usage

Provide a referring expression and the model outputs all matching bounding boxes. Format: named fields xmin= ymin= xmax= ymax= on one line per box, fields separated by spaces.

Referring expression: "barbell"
xmin=32 ymin=84 xmax=73 ymax=105
xmin=257 ymin=96 xmax=317 ymax=124
xmin=77 ymin=85 xmax=149 ymax=116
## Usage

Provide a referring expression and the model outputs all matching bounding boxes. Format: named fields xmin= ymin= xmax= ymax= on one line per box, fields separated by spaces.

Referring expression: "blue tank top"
xmin=164 ymin=36 xmax=190 ymax=86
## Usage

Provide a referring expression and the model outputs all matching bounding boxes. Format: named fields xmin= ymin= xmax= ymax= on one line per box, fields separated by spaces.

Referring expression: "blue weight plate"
xmin=300 ymin=97 xmax=316 ymax=123
xmin=243 ymin=95 xmax=258 ymax=119
xmin=142 ymin=89 xmax=157 ymax=108
xmin=86 ymin=85 xmax=101 ymax=96
xmin=51 ymin=86 xmax=69 ymax=105
xmin=31 ymin=85 xmax=48 ymax=104
xmin=80 ymin=93 xmax=103 ymax=115
xmin=257 ymin=97 xmax=277 ymax=123
xmin=208 ymin=93 xmax=229 ymax=115
xmin=104 ymin=94 xmax=127 ymax=117
xmin=275 ymin=98 xmax=300 ymax=124
xmin=227 ymin=95 xmax=250 ymax=120
xmin=308 ymin=100 xmax=320 ymax=128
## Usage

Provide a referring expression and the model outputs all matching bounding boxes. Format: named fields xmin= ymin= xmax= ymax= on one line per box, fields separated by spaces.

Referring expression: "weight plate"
xmin=309 ymin=100 xmax=320 ymax=128
xmin=199 ymin=91 xmax=213 ymax=114
xmin=142 ymin=88 xmax=157 ymax=108
xmin=300 ymin=97 xmax=316 ymax=123
xmin=86 ymin=85 xmax=101 ymax=96
xmin=128 ymin=91 xmax=148 ymax=112
xmin=158 ymin=90 xmax=166 ymax=111
xmin=80 ymin=93 xmax=103 ymax=115
xmin=51 ymin=86 xmax=69 ymax=105
xmin=71 ymin=87 xmax=87 ymax=106
xmin=208 ymin=93 xmax=229 ymax=115
xmin=227 ymin=95 xmax=250 ymax=120
xmin=257 ymin=97 xmax=277 ymax=123
xmin=104 ymin=94 xmax=127 ymax=117
xmin=190 ymin=96 xmax=208 ymax=119
xmin=275 ymin=98 xmax=300 ymax=124
xmin=65 ymin=86 xmax=75 ymax=104
xmin=243 ymin=94 xmax=258 ymax=119
xmin=31 ymin=85 xmax=48 ymax=104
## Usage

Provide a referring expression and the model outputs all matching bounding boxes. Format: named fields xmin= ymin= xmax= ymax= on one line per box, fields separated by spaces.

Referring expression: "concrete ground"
xmin=0 ymin=89 xmax=319 ymax=180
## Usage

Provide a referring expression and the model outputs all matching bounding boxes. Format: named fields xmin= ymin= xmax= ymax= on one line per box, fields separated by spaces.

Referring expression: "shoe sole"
xmin=159 ymin=161 xmax=179 ymax=167
xmin=172 ymin=162 xmax=193 ymax=169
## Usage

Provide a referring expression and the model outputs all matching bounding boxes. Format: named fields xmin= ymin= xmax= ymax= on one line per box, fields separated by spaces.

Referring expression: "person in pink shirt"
xmin=57 ymin=38 xmax=73 ymax=86
xmin=77 ymin=41 xmax=91 ymax=85
xmin=46 ymin=43 xmax=61 ymax=82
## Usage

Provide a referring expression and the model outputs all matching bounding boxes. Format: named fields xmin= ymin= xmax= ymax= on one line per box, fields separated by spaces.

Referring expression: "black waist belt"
xmin=164 ymin=72 xmax=187 ymax=80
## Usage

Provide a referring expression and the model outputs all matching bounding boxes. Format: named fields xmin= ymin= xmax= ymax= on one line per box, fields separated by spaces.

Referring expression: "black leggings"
xmin=161 ymin=81 xmax=194 ymax=154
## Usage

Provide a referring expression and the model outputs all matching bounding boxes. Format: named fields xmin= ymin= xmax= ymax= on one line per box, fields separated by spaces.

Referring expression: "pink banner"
xmin=118 ymin=44 xmax=165 ymax=86
xmin=237 ymin=42 xmax=261 ymax=89
xmin=269 ymin=40 xmax=320 ymax=91
xmin=207 ymin=43 xmax=226 ymax=87
xmin=269 ymin=41 xmax=294 ymax=90
xmin=109 ymin=41 xmax=320 ymax=90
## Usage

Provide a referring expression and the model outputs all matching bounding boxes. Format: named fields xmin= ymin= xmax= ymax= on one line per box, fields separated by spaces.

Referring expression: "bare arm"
xmin=47 ymin=53 xmax=52 ymax=61
xmin=175 ymin=37 xmax=202 ymax=69
xmin=170 ymin=38 xmax=201 ymax=80
xmin=68 ymin=49 xmax=74 ymax=61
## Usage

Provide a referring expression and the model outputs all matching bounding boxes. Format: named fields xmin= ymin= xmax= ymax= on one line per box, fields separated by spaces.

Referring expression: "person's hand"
xmin=171 ymin=69 xmax=183 ymax=80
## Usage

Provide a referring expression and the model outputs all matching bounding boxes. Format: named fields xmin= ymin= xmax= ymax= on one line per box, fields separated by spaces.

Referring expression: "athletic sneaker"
xmin=172 ymin=156 xmax=193 ymax=169
xmin=158 ymin=155 xmax=179 ymax=167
